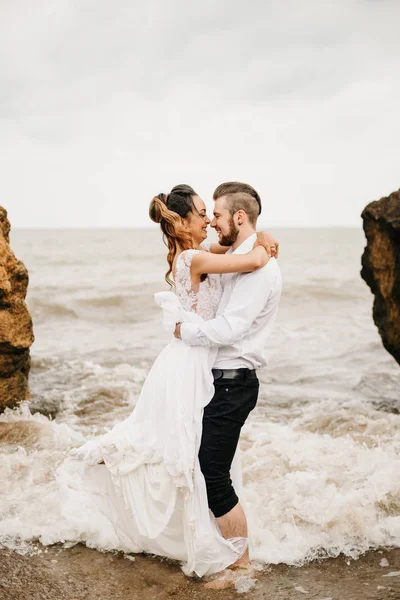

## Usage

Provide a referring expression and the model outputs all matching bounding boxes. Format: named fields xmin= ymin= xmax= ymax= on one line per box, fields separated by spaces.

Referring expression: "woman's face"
xmin=185 ymin=196 xmax=210 ymax=246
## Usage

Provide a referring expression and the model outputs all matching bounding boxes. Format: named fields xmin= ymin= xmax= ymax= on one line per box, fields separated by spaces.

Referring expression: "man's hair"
xmin=213 ymin=182 xmax=262 ymax=225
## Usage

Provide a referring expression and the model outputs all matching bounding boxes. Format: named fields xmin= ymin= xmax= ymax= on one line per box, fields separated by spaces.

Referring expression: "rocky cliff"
xmin=0 ymin=207 xmax=34 ymax=410
xmin=361 ymin=189 xmax=400 ymax=365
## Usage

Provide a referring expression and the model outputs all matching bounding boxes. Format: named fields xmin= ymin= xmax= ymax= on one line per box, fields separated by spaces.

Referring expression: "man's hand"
xmin=174 ymin=322 xmax=182 ymax=339
xmin=255 ymin=231 xmax=279 ymax=258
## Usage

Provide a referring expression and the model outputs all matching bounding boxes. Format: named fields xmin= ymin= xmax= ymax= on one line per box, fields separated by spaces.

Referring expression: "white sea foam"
xmin=1 ymin=397 xmax=399 ymax=565
xmin=0 ymin=405 xmax=122 ymax=554
xmin=243 ymin=399 xmax=400 ymax=564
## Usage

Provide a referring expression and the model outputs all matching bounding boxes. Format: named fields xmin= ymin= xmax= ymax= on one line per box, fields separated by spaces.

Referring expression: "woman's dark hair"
xmin=149 ymin=184 xmax=198 ymax=286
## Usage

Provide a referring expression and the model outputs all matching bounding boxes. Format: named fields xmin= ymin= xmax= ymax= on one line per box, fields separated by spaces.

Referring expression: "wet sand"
xmin=1 ymin=544 xmax=400 ymax=600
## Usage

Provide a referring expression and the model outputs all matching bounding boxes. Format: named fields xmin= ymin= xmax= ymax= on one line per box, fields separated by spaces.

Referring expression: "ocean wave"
xmin=4 ymin=228 xmax=399 ymax=565
xmin=27 ymin=291 xmax=160 ymax=324
xmin=355 ymin=371 xmax=400 ymax=412
xmin=242 ymin=399 xmax=400 ymax=564
xmin=0 ymin=399 xmax=400 ymax=564
xmin=76 ymin=295 xmax=138 ymax=308
xmin=282 ymin=281 xmax=366 ymax=302
xmin=29 ymin=358 xmax=147 ymax=427
xmin=28 ymin=298 xmax=78 ymax=320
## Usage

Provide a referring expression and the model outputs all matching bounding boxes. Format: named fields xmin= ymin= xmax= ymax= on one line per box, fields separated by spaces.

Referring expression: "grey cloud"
xmin=1 ymin=0 xmax=400 ymax=226
xmin=2 ymin=1 xmax=399 ymax=115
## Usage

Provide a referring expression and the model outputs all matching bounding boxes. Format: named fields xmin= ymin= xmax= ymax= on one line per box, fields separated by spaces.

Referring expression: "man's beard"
xmin=218 ymin=217 xmax=239 ymax=246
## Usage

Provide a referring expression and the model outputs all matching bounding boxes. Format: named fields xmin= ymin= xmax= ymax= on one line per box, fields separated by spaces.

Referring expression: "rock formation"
xmin=0 ymin=207 xmax=34 ymax=410
xmin=361 ymin=189 xmax=400 ymax=365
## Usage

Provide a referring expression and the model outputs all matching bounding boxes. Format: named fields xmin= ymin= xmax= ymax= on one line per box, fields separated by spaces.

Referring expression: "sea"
xmin=1 ymin=227 xmax=400 ymax=566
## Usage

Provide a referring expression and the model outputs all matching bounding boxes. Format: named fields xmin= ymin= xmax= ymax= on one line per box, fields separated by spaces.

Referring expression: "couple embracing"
xmin=57 ymin=181 xmax=282 ymax=582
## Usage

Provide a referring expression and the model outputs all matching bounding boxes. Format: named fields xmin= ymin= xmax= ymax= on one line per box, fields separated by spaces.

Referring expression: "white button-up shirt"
xmin=180 ymin=233 xmax=282 ymax=369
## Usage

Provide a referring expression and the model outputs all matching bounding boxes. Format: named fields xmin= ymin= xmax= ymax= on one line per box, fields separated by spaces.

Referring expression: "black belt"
xmin=212 ymin=368 xmax=257 ymax=381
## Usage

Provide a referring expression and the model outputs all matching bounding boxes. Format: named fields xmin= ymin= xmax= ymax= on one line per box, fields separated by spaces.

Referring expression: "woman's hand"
xmin=254 ymin=231 xmax=279 ymax=258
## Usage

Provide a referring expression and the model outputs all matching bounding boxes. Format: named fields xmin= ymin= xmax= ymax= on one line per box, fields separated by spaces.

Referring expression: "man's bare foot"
xmin=228 ymin=561 xmax=256 ymax=578
xmin=229 ymin=563 xmax=249 ymax=571
xmin=228 ymin=546 xmax=250 ymax=571
xmin=230 ymin=555 xmax=250 ymax=570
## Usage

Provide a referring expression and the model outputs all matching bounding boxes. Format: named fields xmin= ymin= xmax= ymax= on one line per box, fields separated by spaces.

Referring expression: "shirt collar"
xmin=228 ymin=233 xmax=257 ymax=255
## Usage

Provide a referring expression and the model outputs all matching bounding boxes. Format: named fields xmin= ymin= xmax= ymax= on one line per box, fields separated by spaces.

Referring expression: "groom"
xmin=174 ymin=181 xmax=282 ymax=566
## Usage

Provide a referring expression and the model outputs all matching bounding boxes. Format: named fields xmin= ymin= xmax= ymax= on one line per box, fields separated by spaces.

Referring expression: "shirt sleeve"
xmin=180 ymin=267 xmax=275 ymax=347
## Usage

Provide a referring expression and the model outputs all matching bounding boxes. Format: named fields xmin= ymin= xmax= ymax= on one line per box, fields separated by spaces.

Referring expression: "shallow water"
xmin=1 ymin=227 xmax=399 ymax=566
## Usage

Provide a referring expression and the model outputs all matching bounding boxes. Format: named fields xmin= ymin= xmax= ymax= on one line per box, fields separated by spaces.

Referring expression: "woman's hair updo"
xmin=149 ymin=184 xmax=198 ymax=286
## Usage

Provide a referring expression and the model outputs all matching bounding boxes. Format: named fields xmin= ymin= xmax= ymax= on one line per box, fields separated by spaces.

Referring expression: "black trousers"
xmin=198 ymin=371 xmax=259 ymax=518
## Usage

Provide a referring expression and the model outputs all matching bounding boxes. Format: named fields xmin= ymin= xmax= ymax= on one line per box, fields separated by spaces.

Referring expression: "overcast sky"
xmin=1 ymin=0 xmax=399 ymax=228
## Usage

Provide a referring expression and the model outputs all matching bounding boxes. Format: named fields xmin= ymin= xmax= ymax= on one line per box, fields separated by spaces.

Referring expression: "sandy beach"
xmin=1 ymin=544 xmax=400 ymax=599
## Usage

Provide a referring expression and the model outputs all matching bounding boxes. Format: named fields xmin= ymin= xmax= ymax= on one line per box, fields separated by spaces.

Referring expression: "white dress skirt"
xmin=56 ymin=250 xmax=247 ymax=577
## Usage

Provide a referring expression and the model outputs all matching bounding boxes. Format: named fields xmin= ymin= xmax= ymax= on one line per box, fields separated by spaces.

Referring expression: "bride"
xmin=56 ymin=184 xmax=272 ymax=577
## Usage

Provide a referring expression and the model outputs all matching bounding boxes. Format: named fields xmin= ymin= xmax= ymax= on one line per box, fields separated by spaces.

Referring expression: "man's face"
xmin=210 ymin=196 xmax=239 ymax=247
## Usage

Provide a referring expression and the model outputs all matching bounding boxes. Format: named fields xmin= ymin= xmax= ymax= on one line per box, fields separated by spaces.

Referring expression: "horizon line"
xmin=12 ymin=224 xmax=363 ymax=231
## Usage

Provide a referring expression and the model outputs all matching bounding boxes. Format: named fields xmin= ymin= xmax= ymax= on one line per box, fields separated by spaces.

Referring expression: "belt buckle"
xmin=212 ymin=369 xmax=224 ymax=380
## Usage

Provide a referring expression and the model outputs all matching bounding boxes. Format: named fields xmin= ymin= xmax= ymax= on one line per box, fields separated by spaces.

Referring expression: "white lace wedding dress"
xmin=55 ymin=246 xmax=247 ymax=577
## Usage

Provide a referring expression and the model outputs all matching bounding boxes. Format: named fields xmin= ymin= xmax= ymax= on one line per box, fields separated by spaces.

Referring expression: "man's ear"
xmin=236 ymin=209 xmax=246 ymax=226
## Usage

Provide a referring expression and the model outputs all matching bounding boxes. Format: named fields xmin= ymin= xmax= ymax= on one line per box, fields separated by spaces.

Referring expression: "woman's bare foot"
xmin=202 ymin=568 xmax=233 ymax=590
xmin=202 ymin=577 xmax=233 ymax=590
xmin=202 ymin=564 xmax=257 ymax=590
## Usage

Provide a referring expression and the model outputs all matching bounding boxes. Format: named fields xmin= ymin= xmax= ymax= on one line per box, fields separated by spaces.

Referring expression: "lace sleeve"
xmin=175 ymin=249 xmax=222 ymax=319
xmin=181 ymin=249 xmax=202 ymax=270
xmin=175 ymin=249 xmax=203 ymax=313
